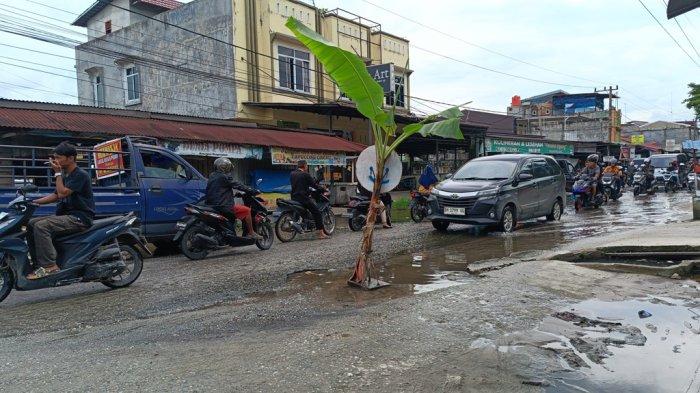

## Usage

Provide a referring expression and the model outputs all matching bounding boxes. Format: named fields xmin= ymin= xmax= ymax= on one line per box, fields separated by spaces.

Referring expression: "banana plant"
xmin=286 ymin=17 xmax=464 ymax=289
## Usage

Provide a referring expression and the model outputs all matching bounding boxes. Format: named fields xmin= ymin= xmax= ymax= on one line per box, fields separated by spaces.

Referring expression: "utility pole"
xmin=595 ymin=85 xmax=619 ymax=143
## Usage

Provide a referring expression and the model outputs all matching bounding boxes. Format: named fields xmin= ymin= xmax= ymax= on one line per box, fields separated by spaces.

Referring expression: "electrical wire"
xmin=637 ymin=0 xmax=700 ymax=67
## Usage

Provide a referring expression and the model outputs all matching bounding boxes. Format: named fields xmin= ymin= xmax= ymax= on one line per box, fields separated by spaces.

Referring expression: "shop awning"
xmin=667 ymin=0 xmax=700 ymax=18
xmin=243 ymin=101 xmax=423 ymax=124
xmin=0 ymin=105 xmax=366 ymax=154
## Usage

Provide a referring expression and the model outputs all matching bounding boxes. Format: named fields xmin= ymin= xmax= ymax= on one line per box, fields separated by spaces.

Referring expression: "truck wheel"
xmin=322 ymin=210 xmax=336 ymax=236
xmin=101 ymin=245 xmax=143 ymax=289
xmin=410 ymin=204 xmax=425 ymax=223
xmin=255 ymin=220 xmax=274 ymax=251
xmin=348 ymin=215 xmax=365 ymax=232
xmin=546 ymin=199 xmax=562 ymax=221
xmin=275 ymin=212 xmax=297 ymax=243
xmin=0 ymin=266 xmax=13 ymax=303
xmin=499 ymin=206 xmax=516 ymax=233
xmin=179 ymin=226 xmax=210 ymax=260
xmin=432 ymin=221 xmax=450 ymax=232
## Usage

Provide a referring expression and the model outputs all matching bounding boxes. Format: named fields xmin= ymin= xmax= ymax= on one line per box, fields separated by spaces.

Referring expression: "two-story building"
xmin=72 ymin=0 xmax=412 ymax=146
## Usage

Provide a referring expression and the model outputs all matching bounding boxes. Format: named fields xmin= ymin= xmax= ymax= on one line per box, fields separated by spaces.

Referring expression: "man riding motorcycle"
xmin=290 ymin=160 xmax=329 ymax=240
xmin=205 ymin=157 xmax=262 ymax=240
xmin=26 ymin=142 xmax=95 ymax=280
xmin=602 ymin=158 xmax=624 ymax=190
xmin=641 ymin=157 xmax=655 ymax=190
xmin=580 ymin=154 xmax=602 ymax=197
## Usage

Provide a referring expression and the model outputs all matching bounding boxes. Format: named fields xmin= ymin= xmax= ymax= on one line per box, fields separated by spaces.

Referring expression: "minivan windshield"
xmin=650 ymin=156 xmax=676 ymax=168
xmin=453 ymin=160 xmax=517 ymax=180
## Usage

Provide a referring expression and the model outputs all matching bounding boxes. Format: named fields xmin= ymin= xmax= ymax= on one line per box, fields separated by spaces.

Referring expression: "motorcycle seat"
xmin=54 ymin=215 xmax=128 ymax=242
xmin=277 ymin=199 xmax=305 ymax=209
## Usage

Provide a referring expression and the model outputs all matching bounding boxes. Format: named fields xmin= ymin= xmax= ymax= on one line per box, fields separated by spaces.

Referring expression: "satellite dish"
xmin=356 ymin=145 xmax=402 ymax=193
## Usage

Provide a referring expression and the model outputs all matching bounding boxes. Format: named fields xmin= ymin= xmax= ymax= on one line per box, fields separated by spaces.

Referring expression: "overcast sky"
xmin=0 ymin=0 xmax=697 ymax=122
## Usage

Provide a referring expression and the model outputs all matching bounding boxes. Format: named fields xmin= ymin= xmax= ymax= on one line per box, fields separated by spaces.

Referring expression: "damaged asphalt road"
xmin=1 ymin=192 xmax=698 ymax=392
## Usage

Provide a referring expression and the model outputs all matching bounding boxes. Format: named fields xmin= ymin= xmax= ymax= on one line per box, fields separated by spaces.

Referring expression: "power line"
xmin=637 ymin=0 xmax=700 ymax=67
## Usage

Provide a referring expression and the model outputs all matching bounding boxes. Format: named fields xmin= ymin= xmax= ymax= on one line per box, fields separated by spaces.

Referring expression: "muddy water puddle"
xmin=275 ymin=193 xmax=693 ymax=306
xmin=538 ymin=297 xmax=700 ymax=392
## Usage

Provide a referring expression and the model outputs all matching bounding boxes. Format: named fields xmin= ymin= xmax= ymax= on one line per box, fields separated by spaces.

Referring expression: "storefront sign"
xmin=271 ymin=148 xmax=346 ymax=166
xmin=166 ymin=141 xmax=263 ymax=159
xmin=367 ymin=63 xmax=394 ymax=94
xmin=630 ymin=135 xmax=645 ymax=145
xmin=93 ymin=138 xmax=125 ymax=179
xmin=485 ymin=138 xmax=573 ymax=155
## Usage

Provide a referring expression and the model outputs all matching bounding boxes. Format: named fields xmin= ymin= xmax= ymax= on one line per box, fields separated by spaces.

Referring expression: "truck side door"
xmin=136 ymin=148 xmax=206 ymax=239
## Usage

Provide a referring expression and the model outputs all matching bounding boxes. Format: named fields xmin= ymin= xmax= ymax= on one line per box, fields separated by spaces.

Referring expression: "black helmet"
xmin=214 ymin=157 xmax=233 ymax=173
xmin=586 ymin=154 xmax=599 ymax=163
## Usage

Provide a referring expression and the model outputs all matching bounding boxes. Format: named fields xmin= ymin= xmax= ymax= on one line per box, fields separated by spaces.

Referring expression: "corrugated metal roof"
xmin=0 ymin=107 xmax=366 ymax=153
xmin=136 ymin=0 xmax=183 ymax=10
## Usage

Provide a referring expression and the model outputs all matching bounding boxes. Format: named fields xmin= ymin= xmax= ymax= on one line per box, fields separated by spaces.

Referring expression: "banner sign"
xmin=166 ymin=141 xmax=263 ymax=159
xmin=630 ymin=135 xmax=645 ymax=145
xmin=682 ymin=140 xmax=700 ymax=150
xmin=367 ymin=63 xmax=395 ymax=94
xmin=485 ymin=138 xmax=574 ymax=155
xmin=271 ymin=148 xmax=346 ymax=166
xmin=93 ymin=138 xmax=125 ymax=179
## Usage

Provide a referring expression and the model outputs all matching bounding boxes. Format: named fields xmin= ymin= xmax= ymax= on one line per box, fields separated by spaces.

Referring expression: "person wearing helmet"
xmin=641 ymin=157 xmax=655 ymax=190
xmin=290 ymin=160 xmax=330 ymax=239
xmin=581 ymin=154 xmax=601 ymax=197
xmin=205 ymin=157 xmax=262 ymax=240
xmin=603 ymin=157 xmax=624 ymax=189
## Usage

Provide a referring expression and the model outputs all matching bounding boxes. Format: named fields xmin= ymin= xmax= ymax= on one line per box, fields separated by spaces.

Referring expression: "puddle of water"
xmin=544 ymin=297 xmax=700 ymax=393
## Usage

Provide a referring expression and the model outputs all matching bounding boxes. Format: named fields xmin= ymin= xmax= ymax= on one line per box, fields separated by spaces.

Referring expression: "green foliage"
xmin=683 ymin=83 xmax=700 ymax=119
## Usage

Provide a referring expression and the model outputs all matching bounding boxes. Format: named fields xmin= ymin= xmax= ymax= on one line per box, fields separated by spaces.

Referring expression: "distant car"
xmin=557 ymin=159 xmax=576 ymax=192
xmin=427 ymin=154 xmax=566 ymax=233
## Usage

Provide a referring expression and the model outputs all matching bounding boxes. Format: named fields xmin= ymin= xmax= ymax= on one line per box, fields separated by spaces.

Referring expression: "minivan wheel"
xmin=546 ymin=199 xmax=562 ymax=221
xmin=499 ymin=206 xmax=516 ymax=233
xmin=432 ymin=221 xmax=450 ymax=232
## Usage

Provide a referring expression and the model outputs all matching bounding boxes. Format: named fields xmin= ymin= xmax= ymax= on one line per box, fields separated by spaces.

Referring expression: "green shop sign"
xmin=486 ymin=138 xmax=573 ymax=155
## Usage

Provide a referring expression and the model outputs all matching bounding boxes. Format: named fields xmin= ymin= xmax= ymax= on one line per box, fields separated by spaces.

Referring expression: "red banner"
xmin=93 ymin=138 xmax=125 ymax=179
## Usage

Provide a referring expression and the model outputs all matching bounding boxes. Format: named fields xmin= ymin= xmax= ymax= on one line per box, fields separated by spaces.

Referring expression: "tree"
xmin=286 ymin=17 xmax=464 ymax=289
xmin=683 ymin=83 xmax=700 ymax=121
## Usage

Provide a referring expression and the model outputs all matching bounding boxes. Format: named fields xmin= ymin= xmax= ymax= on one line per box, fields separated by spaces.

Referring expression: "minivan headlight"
xmin=476 ymin=189 xmax=499 ymax=199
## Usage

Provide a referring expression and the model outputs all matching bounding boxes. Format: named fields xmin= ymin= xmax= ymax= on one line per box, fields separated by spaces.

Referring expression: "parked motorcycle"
xmin=0 ymin=184 xmax=149 ymax=304
xmin=409 ymin=190 xmax=432 ymax=223
xmin=346 ymin=195 xmax=370 ymax=232
xmin=601 ymin=173 xmax=622 ymax=201
xmin=633 ymin=172 xmax=656 ymax=196
xmin=274 ymin=187 xmax=335 ymax=242
xmin=174 ymin=185 xmax=274 ymax=260
xmin=572 ymin=174 xmax=606 ymax=211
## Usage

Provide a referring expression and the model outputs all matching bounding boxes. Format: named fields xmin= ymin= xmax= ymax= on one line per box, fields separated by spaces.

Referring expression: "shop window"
xmin=123 ymin=64 xmax=141 ymax=105
xmin=277 ymin=44 xmax=311 ymax=93
xmin=91 ymin=73 xmax=104 ymax=107
xmin=140 ymin=150 xmax=186 ymax=179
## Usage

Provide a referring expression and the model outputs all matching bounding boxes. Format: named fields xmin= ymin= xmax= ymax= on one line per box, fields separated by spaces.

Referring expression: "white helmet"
xmin=214 ymin=157 xmax=233 ymax=173
xmin=610 ymin=158 xmax=618 ymax=165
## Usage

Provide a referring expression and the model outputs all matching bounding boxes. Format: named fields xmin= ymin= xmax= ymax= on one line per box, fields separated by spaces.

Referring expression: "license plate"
xmin=444 ymin=207 xmax=465 ymax=216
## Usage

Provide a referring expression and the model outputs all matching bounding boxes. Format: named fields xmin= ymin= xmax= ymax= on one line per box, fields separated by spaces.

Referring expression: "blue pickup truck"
xmin=0 ymin=137 xmax=207 ymax=242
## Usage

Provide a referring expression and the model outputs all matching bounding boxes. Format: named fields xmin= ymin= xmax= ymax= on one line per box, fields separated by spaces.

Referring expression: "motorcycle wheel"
xmin=101 ymin=245 xmax=143 ymax=289
xmin=0 ymin=265 xmax=13 ymax=303
xmin=179 ymin=225 xmax=210 ymax=260
xmin=322 ymin=210 xmax=336 ymax=236
xmin=255 ymin=220 xmax=274 ymax=250
xmin=348 ymin=215 xmax=365 ymax=232
xmin=633 ymin=185 xmax=640 ymax=196
xmin=574 ymin=197 xmax=583 ymax=212
xmin=275 ymin=212 xmax=298 ymax=243
xmin=410 ymin=204 xmax=425 ymax=223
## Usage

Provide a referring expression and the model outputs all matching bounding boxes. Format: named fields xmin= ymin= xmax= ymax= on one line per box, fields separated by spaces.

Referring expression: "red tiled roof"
xmin=0 ymin=107 xmax=366 ymax=153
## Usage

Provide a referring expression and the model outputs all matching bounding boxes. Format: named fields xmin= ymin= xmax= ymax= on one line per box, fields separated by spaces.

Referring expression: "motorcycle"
xmin=572 ymin=174 xmax=606 ymax=211
xmin=345 ymin=192 xmax=393 ymax=231
xmin=174 ymin=185 xmax=274 ymax=260
xmin=601 ymin=173 xmax=622 ymax=201
xmin=274 ymin=187 xmax=336 ymax=242
xmin=0 ymin=184 xmax=149 ymax=304
xmin=657 ymin=168 xmax=680 ymax=193
xmin=633 ymin=172 xmax=656 ymax=196
xmin=409 ymin=190 xmax=432 ymax=223
xmin=688 ymin=172 xmax=697 ymax=192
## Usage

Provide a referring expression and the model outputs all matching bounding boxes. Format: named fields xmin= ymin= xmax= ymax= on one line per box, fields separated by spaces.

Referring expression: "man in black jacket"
xmin=290 ymin=160 xmax=329 ymax=239
xmin=205 ymin=157 xmax=262 ymax=240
